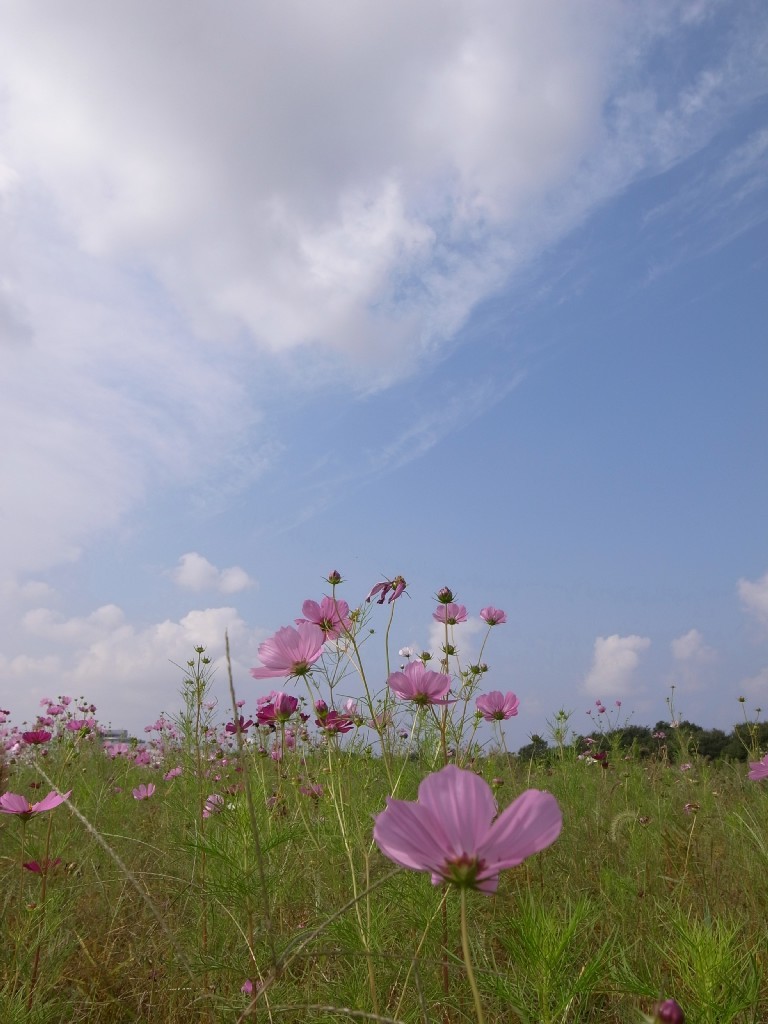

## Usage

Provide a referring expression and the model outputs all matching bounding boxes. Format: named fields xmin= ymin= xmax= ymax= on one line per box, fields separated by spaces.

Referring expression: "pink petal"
xmin=373 ymin=797 xmax=451 ymax=874
xmin=0 ymin=792 xmax=31 ymax=814
xmin=32 ymin=790 xmax=71 ymax=813
xmin=418 ymin=766 xmax=497 ymax=859
xmin=477 ymin=789 xmax=562 ymax=875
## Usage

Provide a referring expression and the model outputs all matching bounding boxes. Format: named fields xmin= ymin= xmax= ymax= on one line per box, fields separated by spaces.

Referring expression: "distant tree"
xmin=517 ymin=734 xmax=549 ymax=761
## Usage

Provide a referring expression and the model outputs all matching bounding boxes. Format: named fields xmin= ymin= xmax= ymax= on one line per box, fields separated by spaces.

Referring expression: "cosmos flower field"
xmin=1 ymin=574 xmax=767 ymax=1024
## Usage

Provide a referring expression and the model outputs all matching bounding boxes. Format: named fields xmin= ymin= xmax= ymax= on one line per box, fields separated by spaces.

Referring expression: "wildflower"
xmin=0 ymin=790 xmax=71 ymax=819
xmin=250 ymin=623 xmax=326 ymax=680
xmin=480 ymin=606 xmax=507 ymax=625
xmin=476 ymin=691 xmax=519 ymax=721
xmin=432 ymin=603 xmax=468 ymax=625
xmin=21 ymin=729 xmax=52 ymax=745
xmin=343 ymin=698 xmax=358 ymax=716
xmin=164 ymin=766 xmax=183 ymax=780
xmin=436 ymin=587 xmax=454 ymax=604
xmin=398 ymin=646 xmax=414 ymax=658
xmin=23 ymin=858 xmax=63 ymax=873
xmin=679 ymin=763 xmax=692 ymax=773
xmin=317 ymin=711 xmax=354 ymax=734
xmin=203 ymin=794 xmax=224 ymax=818
xmin=296 ymin=596 xmax=352 ymax=639
xmin=373 ymin=765 xmax=561 ymax=893
xmin=132 ymin=783 xmax=155 ymax=801
xmin=387 ymin=662 xmax=452 ymax=706
xmin=242 ymin=979 xmax=254 ymax=996
xmin=225 ymin=715 xmax=253 ymax=735
xmin=299 ymin=783 xmax=324 ymax=799
xmin=327 ymin=569 xmax=342 ymax=585
xmin=655 ymin=998 xmax=684 ymax=1023
xmin=366 ymin=576 xmax=406 ymax=604
xmin=748 ymin=754 xmax=768 ymax=781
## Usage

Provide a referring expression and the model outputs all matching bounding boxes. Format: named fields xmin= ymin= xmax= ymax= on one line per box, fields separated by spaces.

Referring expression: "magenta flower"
xmin=748 ymin=754 xmax=768 ymax=781
xmin=476 ymin=691 xmax=520 ymax=721
xmin=655 ymin=999 xmax=684 ymax=1024
xmin=296 ymin=596 xmax=352 ymax=639
xmin=22 ymin=730 xmax=52 ymax=745
xmin=373 ymin=765 xmax=562 ymax=893
xmin=316 ymin=711 xmax=354 ymax=734
xmin=387 ymin=662 xmax=452 ymax=706
xmin=225 ymin=715 xmax=254 ymax=735
xmin=432 ymin=603 xmax=468 ymax=625
xmin=0 ymin=790 xmax=71 ymax=819
xmin=132 ymin=783 xmax=156 ymax=801
xmin=250 ymin=623 xmax=326 ymax=680
xmin=23 ymin=857 xmax=64 ymax=874
xmin=480 ymin=606 xmax=507 ymax=626
xmin=366 ymin=576 xmax=407 ymax=604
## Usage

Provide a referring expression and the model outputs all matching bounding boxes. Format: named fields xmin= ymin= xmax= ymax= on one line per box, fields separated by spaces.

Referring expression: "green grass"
xmin=2 ymin=738 xmax=767 ymax=1024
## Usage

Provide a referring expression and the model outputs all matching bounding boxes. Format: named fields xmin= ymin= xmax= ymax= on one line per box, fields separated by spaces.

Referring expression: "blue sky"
xmin=1 ymin=0 xmax=766 ymax=742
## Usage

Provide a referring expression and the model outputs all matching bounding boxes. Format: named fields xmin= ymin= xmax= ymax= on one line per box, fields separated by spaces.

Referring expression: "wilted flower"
xmin=476 ymin=691 xmax=519 ymax=721
xmin=250 ymin=623 xmax=326 ymax=680
xmin=0 ymin=790 xmax=71 ymax=819
xmin=373 ymin=765 xmax=561 ymax=893
xmin=366 ymin=576 xmax=406 ymax=604
xmin=480 ymin=606 xmax=507 ymax=625
xmin=387 ymin=662 xmax=452 ymax=706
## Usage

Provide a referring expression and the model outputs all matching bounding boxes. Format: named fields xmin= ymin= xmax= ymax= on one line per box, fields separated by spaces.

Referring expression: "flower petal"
xmin=417 ymin=766 xmax=497 ymax=859
xmin=374 ymin=797 xmax=450 ymax=874
xmin=477 ymin=789 xmax=562 ymax=876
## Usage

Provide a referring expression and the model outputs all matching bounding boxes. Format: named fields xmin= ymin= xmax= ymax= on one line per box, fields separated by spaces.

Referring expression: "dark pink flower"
xmin=132 ymin=783 xmax=156 ymax=801
xmin=250 ymin=623 xmax=326 ymax=679
xmin=0 ymin=790 xmax=71 ymax=819
xmin=317 ymin=711 xmax=354 ymax=734
xmin=366 ymin=576 xmax=407 ymax=604
xmin=23 ymin=857 xmax=63 ymax=874
xmin=476 ymin=691 xmax=519 ymax=721
xmin=432 ymin=603 xmax=468 ymax=625
xmin=748 ymin=754 xmax=768 ymax=781
xmin=225 ymin=715 xmax=253 ymax=735
xmin=479 ymin=606 xmax=507 ymax=626
xmin=22 ymin=730 xmax=52 ymax=745
xmin=655 ymin=998 xmax=684 ymax=1023
xmin=373 ymin=765 xmax=561 ymax=893
xmin=387 ymin=662 xmax=452 ymax=706
xmin=296 ymin=596 xmax=352 ymax=639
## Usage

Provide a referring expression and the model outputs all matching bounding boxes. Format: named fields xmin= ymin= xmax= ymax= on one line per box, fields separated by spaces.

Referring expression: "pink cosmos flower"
xmin=476 ymin=691 xmax=520 ymax=721
xmin=373 ymin=765 xmax=562 ymax=893
xmin=296 ymin=596 xmax=352 ymax=639
xmin=250 ymin=623 xmax=326 ymax=679
xmin=366 ymin=576 xmax=407 ymax=604
xmin=316 ymin=711 xmax=354 ymax=734
xmin=0 ymin=790 xmax=71 ymax=819
xmin=23 ymin=857 xmax=64 ymax=874
xmin=164 ymin=766 xmax=183 ymax=780
xmin=432 ymin=603 xmax=468 ymax=625
xmin=203 ymin=794 xmax=224 ymax=818
xmin=480 ymin=606 xmax=507 ymax=626
xmin=132 ymin=783 xmax=156 ymax=801
xmin=22 ymin=730 xmax=52 ymax=745
xmin=748 ymin=754 xmax=768 ymax=781
xmin=387 ymin=662 xmax=452 ymax=706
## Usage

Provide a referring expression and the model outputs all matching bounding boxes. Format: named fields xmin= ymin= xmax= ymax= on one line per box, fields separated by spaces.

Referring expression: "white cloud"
xmin=170 ymin=553 xmax=254 ymax=595
xmin=738 ymin=570 xmax=768 ymax=630
xmin=671 ymin=628 xmax=716 ymax=663
xmin=738 ymin=666 xmax=768 ymax=703
xmin=1 ymin=602 xmax=264 ymax=732
xmin=584 ymin=634 xmax=651 ymax=697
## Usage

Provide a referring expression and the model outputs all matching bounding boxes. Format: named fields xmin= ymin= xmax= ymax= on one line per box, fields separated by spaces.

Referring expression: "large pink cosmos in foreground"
xmin=0 ymin=790 xmax=71 ymax=819
xmin=748 ymin=754 xmax=768 ymax=781
xmin=374 ymin=765 xmax=561 ymax=893
xmin=250 ymin=623 xmax=326 ymax=680
xmin=387 ymin=661 xmax=452 ymax=706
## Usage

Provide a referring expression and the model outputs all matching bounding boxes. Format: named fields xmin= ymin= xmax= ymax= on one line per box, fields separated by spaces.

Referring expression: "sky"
xmin=1 ymin=0 xmax=767 ymax=744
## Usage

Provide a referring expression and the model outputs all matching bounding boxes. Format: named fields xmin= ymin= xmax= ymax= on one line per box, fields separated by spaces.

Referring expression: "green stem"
xmin=460 ymin=888 xmax=485 ymax=1024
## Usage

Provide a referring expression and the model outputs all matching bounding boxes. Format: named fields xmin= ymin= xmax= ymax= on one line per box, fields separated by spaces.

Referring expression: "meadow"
xmin=1 ymin=578 xmax=766 ymax=1024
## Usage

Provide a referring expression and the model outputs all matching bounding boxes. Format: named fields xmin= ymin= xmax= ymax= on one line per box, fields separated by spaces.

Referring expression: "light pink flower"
xmin=296 ymin=596 xmax=352 ymax=639
xmin=748 ymin=754 xmax=768 ymax=781
xmin=373 ymin=765 xmax=562 ymax=893
xmin=164 ymin=767 xmax=183 ymax=780
xmin=203 ymin=794 xmax=224 ymax=818
xmin=0 ymin=790 xmax=71 ymax=819
xmin=132 ymin=783 xmax=156 ymax=801
xmin=476 ymin=691 xmax=520 ymax=721
xmin=432 ymin=603 xmax=468 ymax=625
xmin=480 ymin=607 xmax=507 ymax=626
xmin=250 ymin=623 xmax=326 ymax=679
xmin=387 ymin=662 xmax=452 ymax=706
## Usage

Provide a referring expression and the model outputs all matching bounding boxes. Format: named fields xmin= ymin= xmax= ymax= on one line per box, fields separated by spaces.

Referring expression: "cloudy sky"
xmin=1 ymin=0 xmax=766 ymax=742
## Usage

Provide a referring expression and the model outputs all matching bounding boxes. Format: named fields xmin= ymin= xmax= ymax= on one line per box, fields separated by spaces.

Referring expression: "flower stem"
xmin=460 ymin=888 xmax=485 ymax=1024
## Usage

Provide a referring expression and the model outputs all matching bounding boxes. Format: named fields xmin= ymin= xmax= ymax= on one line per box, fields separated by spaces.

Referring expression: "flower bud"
xmin=655 ymin=998 xmax=684 ymax=1023
xmin=436 ymin=587 xmax=454 ymax=604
